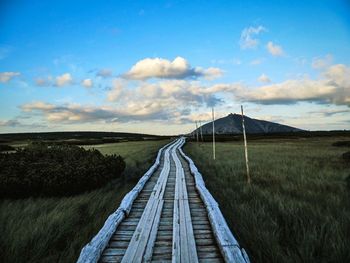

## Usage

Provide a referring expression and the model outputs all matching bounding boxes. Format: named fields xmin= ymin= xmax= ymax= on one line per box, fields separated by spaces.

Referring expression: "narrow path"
xmin=79 ymin=138 xmax=249 ymax=263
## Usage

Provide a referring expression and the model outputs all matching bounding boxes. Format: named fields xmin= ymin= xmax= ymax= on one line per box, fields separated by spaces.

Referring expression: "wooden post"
xmin=212 ymin=107 xmax=216 ymax=160
xmin=195 ymin=121 xmax=199 ymax=143
xmin=199 ymin=120 xmax=203 ymax=142
xmin=241 ymin=105 xmax=250 ymax=184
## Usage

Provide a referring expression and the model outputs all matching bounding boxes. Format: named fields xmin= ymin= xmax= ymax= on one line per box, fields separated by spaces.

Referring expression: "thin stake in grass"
xmin=199 ymin=120 xmax=203 ymax=142
xmin=212 ymin=107 xmax=216 ymax=160
xmin=195 ymin=121 xmax=199 ymax=144
xmin=241 ymin=105 xmax=250 ymax=184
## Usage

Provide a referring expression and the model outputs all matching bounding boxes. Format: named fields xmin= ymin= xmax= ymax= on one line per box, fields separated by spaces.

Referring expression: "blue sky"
xmin=0 ymin=0 xmax=349 ymax=134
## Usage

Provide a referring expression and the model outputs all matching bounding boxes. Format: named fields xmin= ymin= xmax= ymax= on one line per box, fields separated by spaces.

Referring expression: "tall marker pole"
xmin=241 ymin=105 xmax=251 ymax=184
xmin=199 ymin=120 xmax=203 ymax=142
xmin=212 ymin=107 xmax=216 ymax=160
xmin=195 ymin=121 xmax=199 ymax=143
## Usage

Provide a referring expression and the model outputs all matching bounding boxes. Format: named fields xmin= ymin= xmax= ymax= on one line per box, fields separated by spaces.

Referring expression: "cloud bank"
xmin=258 ymin=73 xmax=271 ymax=83
xmin=266 ymin=41 xmax=284 ymax=56
xmin=239 ymin=26 xmax=266 ymax=49
xmin=55 ymin=73 xmax=73 ymax=87
xmin=81 ymin=78 xmax=93 ymax=88
xmin=0 ymin=72 xmax=20 ymax=83
xmin=123 ymin=57 xmax=223 ymax=80
xmin=235 ymin=64 xmax=350 ymax=106
xmin=97 ymin=68 xmax=113 ymax=78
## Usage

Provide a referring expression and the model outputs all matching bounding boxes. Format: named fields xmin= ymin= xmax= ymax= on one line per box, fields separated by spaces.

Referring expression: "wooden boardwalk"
xmin=78 ymin=138 xmax=249 ymax=263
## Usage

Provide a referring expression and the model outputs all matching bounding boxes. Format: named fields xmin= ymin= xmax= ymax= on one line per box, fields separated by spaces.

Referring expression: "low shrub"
xmin=332 ymin=141 xmax=350 ymax=147
xmin=0 ymin=143 xmax=125 ymax=198
xmin=346 ymin=175 xmax=350 ymax=191
xmin=0 ymin=144 xmax=15 ymax=152
xmin=342 ymin=151 xmax=350 ymax=161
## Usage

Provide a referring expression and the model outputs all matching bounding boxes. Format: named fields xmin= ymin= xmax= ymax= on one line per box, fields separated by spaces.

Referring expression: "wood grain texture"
xmin=178 ymin=141 xmax=250 ymax=263
xmin=81 ymin=137 xmax=248 ymax=263
xmin=172 ymin=140 xmax=198 ymax=263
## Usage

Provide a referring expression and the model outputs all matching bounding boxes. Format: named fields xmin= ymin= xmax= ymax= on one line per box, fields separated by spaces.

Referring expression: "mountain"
xmin=194 ymin=113 xmax=303 ymax=135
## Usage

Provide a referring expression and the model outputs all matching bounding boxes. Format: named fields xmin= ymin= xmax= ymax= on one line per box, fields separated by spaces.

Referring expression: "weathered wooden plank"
xmin=121 ymin=139 xmax=180 ymax=263
xmin=151 ymin=260 xmax=172 ymax=263
xmin=121 ymin=196 xmax=158 ymax=262
xmin=171 ymin=194 xmax=180 ymax=262
xmin=172 ymin=138 xmax=198 ymax=263
xmin=199 ymin=258 xmax=225 ymax=263
xmin=143 ymin=199 xmax=164 ymax=262
xmin=110 ymin=235 xmax=132 ymax=241
xmin=103 ymin=248 xmax=125 ymax=256
xmin=179 ymin=199 xmax=189 ymax=263
xmin=77 ymin=140 xmax=175 ymax=263
xmin=77 ymin=209 xmax=125 ymax=263
xmin=108 ymin=241 xmax=130 ymax=248
xmin=178 ymin=138 xmax=250 ymax=263
xmin=99 ymin=255 xmax=123 ymax=263
xmin=80 ymin=136 xmax=249 ymax=263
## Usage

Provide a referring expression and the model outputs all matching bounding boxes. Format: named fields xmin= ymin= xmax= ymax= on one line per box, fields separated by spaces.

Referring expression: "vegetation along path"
xmin=78 ymin=137 xmax=250 ymax=263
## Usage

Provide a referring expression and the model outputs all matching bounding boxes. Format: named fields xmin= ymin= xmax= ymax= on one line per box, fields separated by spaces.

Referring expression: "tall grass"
xmin=184 ymin=137 xmax=350 ymax=263
xmin=0 ymin=140 xmax=169 ymax=263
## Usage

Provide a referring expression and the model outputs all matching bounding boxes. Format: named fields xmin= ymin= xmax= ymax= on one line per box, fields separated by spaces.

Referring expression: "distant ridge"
xmin=194 ymin=113 xmax=303 ymax=135
xmin=0 ymin=131 xmax=168 ymax=143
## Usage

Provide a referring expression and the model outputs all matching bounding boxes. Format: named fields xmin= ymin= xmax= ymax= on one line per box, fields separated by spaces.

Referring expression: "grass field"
xmin=0 ymin=139 xmax=169 ymax=263
xmin=184 ymin=137 xmax=350 ymax=263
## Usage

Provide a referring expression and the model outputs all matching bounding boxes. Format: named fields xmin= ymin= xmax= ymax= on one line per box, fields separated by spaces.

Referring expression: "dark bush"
xmin=342 ymin=151 xmax=350 ymax=161
xmin=0 ymin=143 xmax=125 ymax=198
xmin=332 ymin=141 xmax=350 ymax=147
xmin=0 ymin=144 xmax=15 ymax=152
xmin=346 ymin=175 xmax=350 ymax=192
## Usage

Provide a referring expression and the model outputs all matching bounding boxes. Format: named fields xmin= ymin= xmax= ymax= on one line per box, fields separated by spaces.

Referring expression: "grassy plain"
xmin=0 ymin=139 xmax=169 ymax=263
xmin=184 ymin=136 xmax=350 ymax=263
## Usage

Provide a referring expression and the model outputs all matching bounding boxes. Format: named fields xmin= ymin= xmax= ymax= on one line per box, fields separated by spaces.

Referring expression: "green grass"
xmin=184 ymin=137 xmax=350 ymax=263
xmin=0 ymin=139 xmax=169 ymax=263
xmin=83 ymin=140 xmax=169 ymax=181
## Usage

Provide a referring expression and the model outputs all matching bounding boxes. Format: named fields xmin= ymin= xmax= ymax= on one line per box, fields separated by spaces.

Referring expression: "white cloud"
xmin=0 ymin=119 xmax=45 ymax=129
xmin=0 ymin=72 xmax=20 ymax=83
xmin=234 ymin=64 xmax=350 ymax=106
xmin=102 ymin=79 xmax=240 ymax=124
xmin=308 ymin=108 xmax=350 ymax=117
xmin=55 ymin=73 xmax=72 ymax=87
xmin=0 ymin=119 xmax=21 ymax=127
xmin=258 ymin=74 xmax=271 ymax=83
xmin=175 ymin=111 xmax=224 ymax=124
xmin=123 ymin=57 xmax=223 ymax=80
xmin=97 ymin=68 xmax=113 ymax=78
xmin=20 ymin=100 xmax=175 ymax=124
xmin=239 ymin=26 xmax=266 ymax=49
xmin=22 ymin=101 xmax=55 ymax=112
xmin=200 ymin=67 xmax=224 ymax=80
xmin=81 ymin=78 xmax=93 ymax=88
xmin=312 ymin=54 xmax=333 ymax=69
xmin=266 ymin=41 xmax=284 ymax=56
xmin=22 ymin=102 xmax=116 ymax=123
xmin=35 ymin=76 xmax=52 ymax=86
xmin=35 ymin=78 xmax=48 ymax=86
xmin=18 ymin=63 xmax=350 ymax=130
xmin=324 ymin=64 xmax=350 ymax=88
xmin=250 ymin=58 xmax=264 ymax=65
xmin=107 ymin=79 xmax=124 ymax=101
xmin=108 ymin=79 xmax=238 ymax=109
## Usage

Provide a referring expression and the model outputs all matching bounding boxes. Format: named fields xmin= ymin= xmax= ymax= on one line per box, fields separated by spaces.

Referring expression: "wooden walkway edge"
xmin=77 ymin=138 xmax=250 ymax=263
xmin=178 ymin=142 xmax=250 ymax=263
